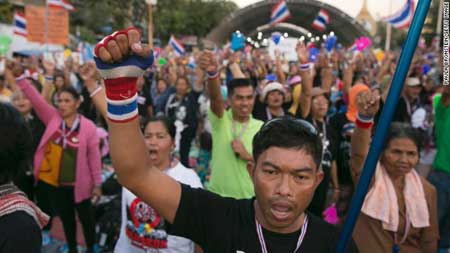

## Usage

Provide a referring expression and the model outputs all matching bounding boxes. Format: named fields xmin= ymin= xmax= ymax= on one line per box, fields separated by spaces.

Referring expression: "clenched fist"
xmin=198 ymin=51 xmax=218 ymax=73
xmin=356 ymin=90 xmax=380 ymax=118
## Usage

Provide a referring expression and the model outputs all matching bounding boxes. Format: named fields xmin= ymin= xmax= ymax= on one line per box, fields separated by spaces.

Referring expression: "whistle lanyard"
xmin=266 ymin=107 xmax=285 ymax=121
xmin=232 ymin=120 xmax=248 ymax=140
xmin=58 ymin=115 xmax=80 ymax=148
xmin=255 ymin=215 xmax=309 ymax=253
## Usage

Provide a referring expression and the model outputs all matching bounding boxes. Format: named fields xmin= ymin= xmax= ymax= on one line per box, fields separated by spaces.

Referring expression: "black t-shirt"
xmin=392 ymin=96 xmax=425 ymax=124
xmin=0 ymin=211 xmax=42 ymax=253
xmin=329 ymin=112 xmax=354 ymax=186
xmin=169 ymin=185 xmax=359 ymax=253
xmin=253 ymin=94 xmax=292 ymax=122
xmin=164 ymin=91 xmax=201 ymax=131
xmin=304 ymin=115 xmax=333 ymax=216
xmin=137 ymin=88 xmax=154 ymax=119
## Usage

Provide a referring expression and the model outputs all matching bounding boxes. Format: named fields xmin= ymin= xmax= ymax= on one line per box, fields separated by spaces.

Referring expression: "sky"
xmin=232 ymin=0 xmax=416 ymax=20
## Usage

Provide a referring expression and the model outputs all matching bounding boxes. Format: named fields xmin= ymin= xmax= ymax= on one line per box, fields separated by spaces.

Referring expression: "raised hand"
xmin=356 ymin=90 xmax=380 ymax=118
xmin=96 ymin=28 xmax=147 ymax=63
xmin=198 ymin=50 xmax=218 ymax=73
xmin=94 ymin=27 xmax=154 ymax=123
xmin=43 ymin=59 xmax=56 ymax=76
xmin=79 ymin=61 xmax=98 ymax=81
xmin=6 ymin=60 xmax=24 ymax=78
xmin=296 ymin=42 xmax=309 ymax=64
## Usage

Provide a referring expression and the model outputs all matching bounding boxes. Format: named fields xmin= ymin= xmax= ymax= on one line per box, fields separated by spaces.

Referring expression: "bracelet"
xmin=299 ymin=62 xmax=311 ymax=71
xmin=356 ymin=113 xmax=374 ymax=129
xmin=44 ymin=75 xmax=54 ymax=82
xmin=207 ymin=71 xmax=219 ymax=80
xmin=90 ymin=85 xmax=103 ymax=98
xmin=357 ymin=112 xmax=374 ymax=123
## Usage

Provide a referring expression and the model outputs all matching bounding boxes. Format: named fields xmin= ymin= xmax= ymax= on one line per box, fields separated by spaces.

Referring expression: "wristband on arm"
xmin=355 ymin=113 xmax=374 ymax=129
xmin=93 ymin=27 xmax=154 ymax=123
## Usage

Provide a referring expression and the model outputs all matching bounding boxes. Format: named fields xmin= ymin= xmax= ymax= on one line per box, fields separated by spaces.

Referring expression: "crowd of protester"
xmin=0 ymin=28 xmax=449 ymax=253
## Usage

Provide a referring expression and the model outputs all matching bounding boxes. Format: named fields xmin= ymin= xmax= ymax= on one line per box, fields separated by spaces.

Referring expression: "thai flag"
xmin=169 ymin=35 xmax=185 ymax=57
xmin=13 ymin=12 xmax=27 ymax=38
xmin=382 ymin=0 xmax=415 ymax=29
xmin=348 ymin=43 xmax=358 ymax=52
xmin=312 ymin=9 xmax=329 ymax=32
xmin=47 ymin=0 xmax=75 ymax=11
xmin=270 ymin=0 xmax=291 ymax=25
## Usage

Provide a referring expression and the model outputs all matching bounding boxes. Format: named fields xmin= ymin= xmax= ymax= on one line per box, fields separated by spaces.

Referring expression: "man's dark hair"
xmin=227 ymin=78 xmax=253 ymax=96
xmin=252 ymin=116 xmax=323 ymax=168
xmin=0 ymin=103 xmax=32 ymax=185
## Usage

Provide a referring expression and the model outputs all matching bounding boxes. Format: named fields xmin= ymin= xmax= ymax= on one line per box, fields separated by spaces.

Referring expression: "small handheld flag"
xmin=169 ymin=35 xmax=185 ymax=57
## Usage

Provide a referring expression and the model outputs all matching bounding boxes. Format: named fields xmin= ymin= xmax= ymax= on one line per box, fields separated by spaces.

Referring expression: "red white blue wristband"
xmin=300 ymin=62 xmax=311 ymax=71
xmin=106 ymin=93 xmax=138 ymax=123
xmin=207 ymin=71 xmax=219 ymax=80
xmin=356 ymin=113 xmax=374 ymax=129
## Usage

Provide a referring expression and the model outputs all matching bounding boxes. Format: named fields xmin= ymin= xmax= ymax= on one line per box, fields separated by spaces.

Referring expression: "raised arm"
xmin=296 ymin=43 xmax=313 ymax=118
xmin=274 ymin=50 xmax=286 ymax=84
xmin=228 ymin=52 xmax=246 ymax=79
xmin=7 ymin=63 xmax=58 ymax=125
xmin=79 ymin=62 xmax=107 ymax=118
xmin=198 ymin=51 xmax=224 ymax=118
xmin=95 ymin=28 xmax=181 ymax=223
xmin=350 ymin=89 xmax=380 ymax=183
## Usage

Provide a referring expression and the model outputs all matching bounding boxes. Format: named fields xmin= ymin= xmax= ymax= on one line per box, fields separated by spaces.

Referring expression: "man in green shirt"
xmin=198 ymin=51 xmax=263 ymax=199
xmin=428 ymin=84 xmax=450 ymax=252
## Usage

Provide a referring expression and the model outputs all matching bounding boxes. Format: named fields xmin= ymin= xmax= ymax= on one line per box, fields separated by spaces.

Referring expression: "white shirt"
xmin=114 ymin=162 xmax=203 ymax=253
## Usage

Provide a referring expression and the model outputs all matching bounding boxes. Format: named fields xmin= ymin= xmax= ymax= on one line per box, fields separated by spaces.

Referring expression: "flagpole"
xmin=148 ymin=1 xmax=154 ymax=48
xmin=436 ymin=0 xmax=443 ymax=36
xmin=45 ymin=1 xmax=49 ymax=52
xmin=385 ymin=1 xmax=393 ymax=51
xmin=385 ymin=24 xmax=392 ymax=51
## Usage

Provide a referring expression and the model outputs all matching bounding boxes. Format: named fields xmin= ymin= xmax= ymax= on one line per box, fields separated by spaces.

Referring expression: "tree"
xmin=70 ymin=0 xmax=238 ymax=44
xmin=154 ymin=0 xmax=238 ymax=41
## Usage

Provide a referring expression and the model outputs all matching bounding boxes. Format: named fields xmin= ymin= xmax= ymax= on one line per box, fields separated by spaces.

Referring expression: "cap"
xmin=288 ymin=75 xmax=302 ymax=86
xmin=262 ymin=82 xmax=285 ymax=101
xmin=406 ymin=77 xmax=421 ymax=86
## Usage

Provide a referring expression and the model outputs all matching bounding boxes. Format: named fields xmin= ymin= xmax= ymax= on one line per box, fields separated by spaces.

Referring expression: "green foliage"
xmin=70 ymin=0 xmax=238 ymax=44
xmin=0 ymin=2 xmax=13 ymax=24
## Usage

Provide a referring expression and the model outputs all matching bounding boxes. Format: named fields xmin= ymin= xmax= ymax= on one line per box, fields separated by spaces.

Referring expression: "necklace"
xmin=255 ymin=215 xmax=309 ymax=253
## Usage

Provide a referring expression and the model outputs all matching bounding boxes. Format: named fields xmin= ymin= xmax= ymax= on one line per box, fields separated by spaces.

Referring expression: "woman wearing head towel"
xmin=350 ymin=89 xmax=438 ymax=253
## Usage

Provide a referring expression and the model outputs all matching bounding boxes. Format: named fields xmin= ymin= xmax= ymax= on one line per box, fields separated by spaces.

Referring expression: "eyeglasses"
xmin=259 ymin=116 xmax=318 ymax=137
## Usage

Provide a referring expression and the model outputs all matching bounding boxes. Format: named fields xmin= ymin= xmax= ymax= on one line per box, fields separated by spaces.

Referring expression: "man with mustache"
xmin=94 ymin=28 xmax=358 ymax=252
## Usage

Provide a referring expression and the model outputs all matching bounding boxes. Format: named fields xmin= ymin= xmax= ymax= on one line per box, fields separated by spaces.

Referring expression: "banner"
xmin=26 ymin=5 xmax=69 ymax=45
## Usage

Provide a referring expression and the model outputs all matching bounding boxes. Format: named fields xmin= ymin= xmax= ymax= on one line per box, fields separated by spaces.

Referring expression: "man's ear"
xmin=314 ymin=168 xmax=324 ymax=189
xmin=247 ymin=160 xmax=255 ymax=178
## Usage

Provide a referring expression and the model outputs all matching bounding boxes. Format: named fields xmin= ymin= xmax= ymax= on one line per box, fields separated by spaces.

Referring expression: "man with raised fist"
xmin=95 ymin=28 xmax=358 ymax=253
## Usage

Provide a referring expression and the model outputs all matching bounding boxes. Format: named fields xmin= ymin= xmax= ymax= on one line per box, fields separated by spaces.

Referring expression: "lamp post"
xmin=146 ymin=0 xmax=157 ymax=48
